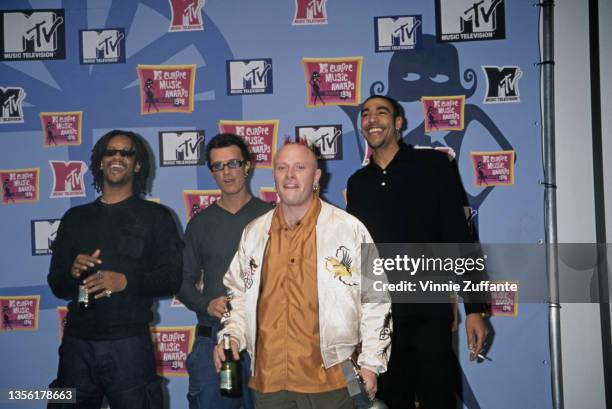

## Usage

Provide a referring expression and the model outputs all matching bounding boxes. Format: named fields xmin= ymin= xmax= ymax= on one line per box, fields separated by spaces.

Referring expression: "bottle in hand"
xmin=78 ymin=268 xmax=96 ymax=310
xmin=219 ymin=334 xmax=239 ymax=397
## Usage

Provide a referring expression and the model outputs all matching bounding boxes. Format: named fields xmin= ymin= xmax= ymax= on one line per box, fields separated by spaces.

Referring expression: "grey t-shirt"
xmin=177 ymin=197 xmax=273 ymax=327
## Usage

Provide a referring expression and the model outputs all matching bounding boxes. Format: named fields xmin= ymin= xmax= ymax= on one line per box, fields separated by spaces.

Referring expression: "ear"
xmin=314 ymin=168 xmax=322 ymax=185
xmin=244 ymin=161 xmax=251 ymax=174
xmin=395 ymin=116 xmax=404 ymax=131
xmin=135 ymin=162 xmax=141 ymax=173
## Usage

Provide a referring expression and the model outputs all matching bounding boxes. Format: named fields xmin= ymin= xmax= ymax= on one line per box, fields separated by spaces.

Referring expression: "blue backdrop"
xmin=0 ymin=1 xmax=550 ymax=408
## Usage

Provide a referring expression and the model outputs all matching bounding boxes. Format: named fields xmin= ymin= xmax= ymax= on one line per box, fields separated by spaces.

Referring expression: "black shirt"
xmin=347 ymin=143 xmax=486 ymax=318
xmin=48 ymin=195 xmax=183 ymax=340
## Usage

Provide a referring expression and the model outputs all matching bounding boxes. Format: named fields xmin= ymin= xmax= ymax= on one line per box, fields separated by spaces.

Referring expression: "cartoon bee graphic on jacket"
xmin=325 ymin=246 xmax=358 ymax=286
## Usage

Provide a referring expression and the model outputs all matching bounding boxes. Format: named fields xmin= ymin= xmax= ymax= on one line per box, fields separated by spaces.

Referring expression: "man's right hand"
xmin=207 ymin=296 xmax=229 ymax=319
xmin=71 ymin=249 xmax=102 ymax=278
xmin=213 ymin=337 xmax=240 ymax=372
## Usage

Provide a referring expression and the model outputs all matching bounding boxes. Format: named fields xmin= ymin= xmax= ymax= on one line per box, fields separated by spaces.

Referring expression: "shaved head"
xmin=274 ymin=142 xmax=318 ymax=169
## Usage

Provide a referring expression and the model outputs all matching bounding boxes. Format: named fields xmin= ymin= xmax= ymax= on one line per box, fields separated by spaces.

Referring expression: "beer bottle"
xmin=219 ymin=334 xmax=238 ymax=396
xmin=78 ymin=268 xmax=96 ymax=310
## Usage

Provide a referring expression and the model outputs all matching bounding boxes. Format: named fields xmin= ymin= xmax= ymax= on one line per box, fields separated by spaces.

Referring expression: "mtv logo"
xmin=376 ymin=16 xmax=422 ymax=49
xmin=160 ymin=131 xmax=205 ymax=166
xmin=482 ymin=65 xmax=522 ymax=103
xmin=49 ymin=161 xmax=88 ymax=198
xmin=296 ymin=125 xmax=342 ymax=160
xmin=31 ymin=219 xmax=60 ymax=255
xmin=169 ymin=0 xmax=205 ymax=30
xmin=294 ymin=0 xmax=327 ymax=23
xmin=3 ymin=10 xmax=65 ymax=53
xmin=81 ymin=29 xmax=125 ymax=62
xmin=318 ymin=63 xmax=329 ymax=74
xmin=0 ymin=87 xmax=26 ymax=123
xmin=228 ymin=59 xmax=273 ymax=94
xmin=234 ymin=126 xmax=245 ymax=136
xmin=439 ymin=0 xmax=503 ymax=34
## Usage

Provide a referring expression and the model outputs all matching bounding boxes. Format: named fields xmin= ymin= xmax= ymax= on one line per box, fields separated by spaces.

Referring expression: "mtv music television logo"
xmin=295 ymin=125 xmax=343 ymax=160
xmin=374 ymin=16 xmax=422 ymax=52
xmin=80 ymin=29 xmax=125 ymax=64
xmin=0 ymin=87 xmax=26 ymax=124
xmin=49 ymin=161 xmax=88 ymax=198
xmin=227 ymin=59 xmax=273 ymax=95
xmin=293 ymin=0 xmax=327 ymax=25
xmin=31 ymin=219 xmax=60 ymax=256
xmin=169 ymin=0 xmax=205 ymax=31
xmin=1 ymin=9 xmax=66 ymax=60
xmin=482 ymin=65 xmax=522 ymax=104
xmin=159 ymin=130 xmax=205 ymax=167
xmin=436 ymin=0 xmax=505 ymax=42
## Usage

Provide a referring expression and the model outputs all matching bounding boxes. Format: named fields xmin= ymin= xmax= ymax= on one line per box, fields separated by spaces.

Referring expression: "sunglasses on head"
xmin=210 ymin=159 xmax=245 ymax=172
xmin=103 ymin=149 xmax=136 ymax=157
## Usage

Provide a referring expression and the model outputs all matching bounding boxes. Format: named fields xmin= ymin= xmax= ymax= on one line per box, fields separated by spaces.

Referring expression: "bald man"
xmin=214 ymin=143 xmax=392 ymax=409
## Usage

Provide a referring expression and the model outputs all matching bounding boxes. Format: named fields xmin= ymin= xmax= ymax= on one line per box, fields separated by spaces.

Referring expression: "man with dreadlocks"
xmin=47 ymin=129 xmax=183 ymax=408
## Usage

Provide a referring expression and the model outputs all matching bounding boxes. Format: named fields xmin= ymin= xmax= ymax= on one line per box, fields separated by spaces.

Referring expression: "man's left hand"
xmin=466 ymin=312 xmax=489 ymax=361
xmin=360 ymin=367 xmax=378 ymax=400
xmin=83 ymin=270 xmax=127 ymax=299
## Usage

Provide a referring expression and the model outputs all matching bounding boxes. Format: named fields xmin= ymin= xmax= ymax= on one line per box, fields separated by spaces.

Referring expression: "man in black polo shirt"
xmin=346 ymin=95 xmax=488 ymax=409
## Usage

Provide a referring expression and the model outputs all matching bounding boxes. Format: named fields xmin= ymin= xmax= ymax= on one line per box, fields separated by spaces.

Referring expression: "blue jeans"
xmin=186 ymin=333 xmax=253 ymax=409
xmin=48 ymin=334 xmax=162 ymax=409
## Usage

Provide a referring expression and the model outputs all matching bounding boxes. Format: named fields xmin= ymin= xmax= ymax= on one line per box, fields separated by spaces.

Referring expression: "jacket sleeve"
xmin=47 ymin=211 xmax=79 ymax=300
xmin=123 ymin=207 xmax=183 ymax=297
xmin=437 ymin=156 xmax=489 ymax=315
xmin=176 ymin=221 xmax=208 ymax=315
xmin=217 ymin=229 xmax=249 ymax=350
xmin=357 ymin=225 xmax=393 ymax=375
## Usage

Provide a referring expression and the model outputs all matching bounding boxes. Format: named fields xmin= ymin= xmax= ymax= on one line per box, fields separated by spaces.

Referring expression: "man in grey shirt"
xmin=178 ymin=133 xmax=273 ymax=409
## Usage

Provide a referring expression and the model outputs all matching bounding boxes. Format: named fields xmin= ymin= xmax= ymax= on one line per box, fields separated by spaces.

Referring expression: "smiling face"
xmin=100 ymin=134 xmax=140 ymax=193
xmin=273 ymin=143 xmax=321 ymax=213
xmin=209 ymin=145 xmax=250 ymax=197
xmin=360 ymin=97 xmax=403 ymax=153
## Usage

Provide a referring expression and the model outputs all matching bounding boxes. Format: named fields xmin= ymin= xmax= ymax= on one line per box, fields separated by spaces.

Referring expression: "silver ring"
xmin=105 ymin=289 xmax=112 ymax=298
xmin=97 ymin=270 xmax=103 ymax=280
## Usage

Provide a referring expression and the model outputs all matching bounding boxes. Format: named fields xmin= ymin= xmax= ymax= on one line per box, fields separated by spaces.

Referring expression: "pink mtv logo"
xmin=49 ymin=161 xmax=88 ymax=198
xmin=293 ymin=0 xmax=327 ymax=24
xmin=169 ymin=0 xmax=204 ymax=31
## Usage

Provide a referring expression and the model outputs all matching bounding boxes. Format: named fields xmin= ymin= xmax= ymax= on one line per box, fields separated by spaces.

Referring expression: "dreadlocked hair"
xmin=90 ymin=129 xmax=150 ymax=195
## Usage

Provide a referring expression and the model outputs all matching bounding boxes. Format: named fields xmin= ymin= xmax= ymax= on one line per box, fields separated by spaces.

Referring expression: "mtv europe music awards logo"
xmin=40 ymin=112 xmax=82 ymax=147
xmin=421 ymin=95 xmax=465 ymax=132
xmin=302 ymin=57 xmax=362 ymax=107
xmin=374 ymin=15 xmax=422 ymax=52
xmin=80 ymin=28 xmax=125 ymax=64
xmin=295 ymin=125 xmax=343 ymax=160
xmin=159 ymin=130 xmax=205 ymax=167
xmin=0 ymin=86 xmax=26 ymax=124
xmin=169 ymin=0 xmax=205 ymax=32
xmin=293 ymin=0 xmax=328 ymax=25
xmin=470 ymin=150 xmax=515 ymax=187
xmin=218 ymin=120 xmax=278 ymax=167
xmin=436 ymin=0 xmax=505 ymax=42
xmin=151 ymin=326 xmax=195 ymax=376
xmin=49 ymin=161 xmax=88 ymax=198
xmin=31 ymin=219 xmax=61 ymax=256
xmin=0 ymin=9 xmax=66 ymax=60
xmin=137 ymin=64 xmax=196 ymax=114
xmin=482 ymin=65 xmax=522 ymax=104
xmin=0 ymin=296 xmax=40 ymax=332
xmin=226 ymin=59 xmax=273 ymax=96
xmin=1 ymin=168 xmax=39 ymax=204
xmin=182 ymin=189 xmax=221 ymax=221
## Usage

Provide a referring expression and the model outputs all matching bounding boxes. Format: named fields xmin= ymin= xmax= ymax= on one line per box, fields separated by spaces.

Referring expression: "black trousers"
xmin=377 ymin=316 xmax=459 ymax=409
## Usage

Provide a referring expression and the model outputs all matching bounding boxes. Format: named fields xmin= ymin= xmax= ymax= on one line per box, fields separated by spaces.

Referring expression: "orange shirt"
xmin=249 ymin=198 xmax=345 ymax=393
